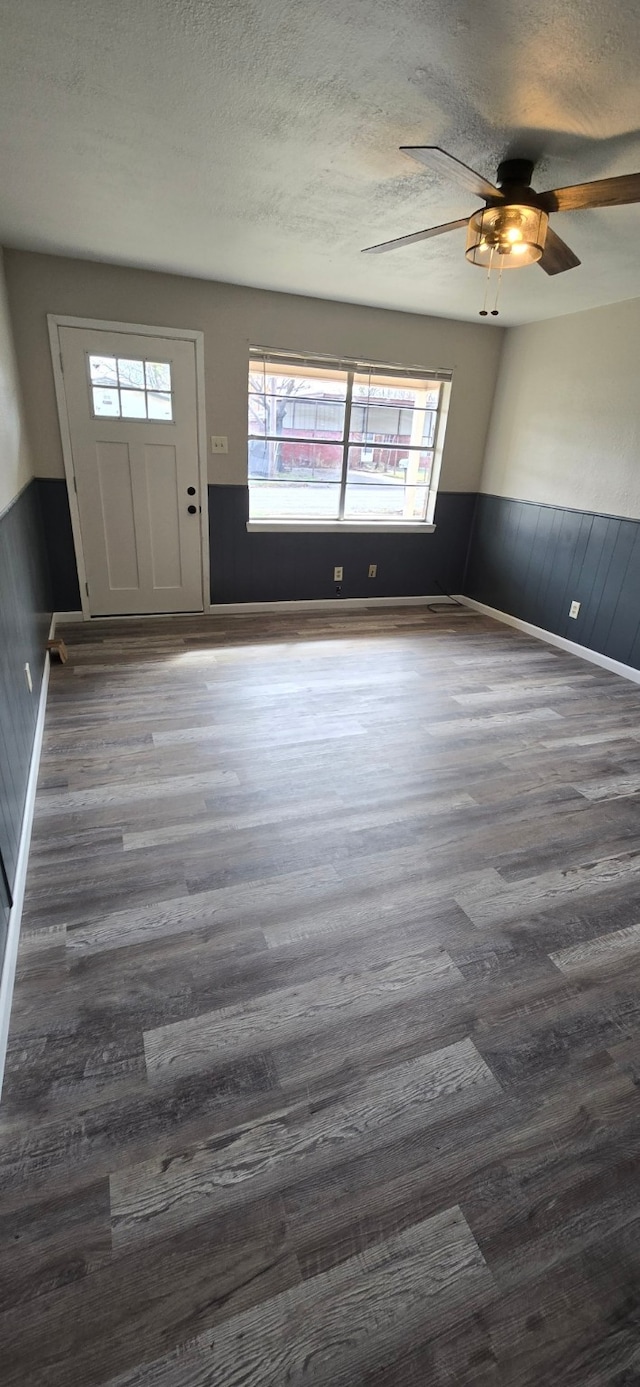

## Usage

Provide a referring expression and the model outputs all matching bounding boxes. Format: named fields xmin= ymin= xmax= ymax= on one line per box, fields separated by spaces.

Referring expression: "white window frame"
xmin=246 ymin=350 xmax=452 ymax=533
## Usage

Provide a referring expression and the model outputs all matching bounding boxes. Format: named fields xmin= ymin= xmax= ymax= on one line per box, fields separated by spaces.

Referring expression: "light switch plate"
xmin=211 ymin=436 xmax=228 ymax=453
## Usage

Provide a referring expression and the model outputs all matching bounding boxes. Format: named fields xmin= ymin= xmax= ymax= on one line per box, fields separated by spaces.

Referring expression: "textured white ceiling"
xmin=1 ymin=0 xmax=640 ymax=325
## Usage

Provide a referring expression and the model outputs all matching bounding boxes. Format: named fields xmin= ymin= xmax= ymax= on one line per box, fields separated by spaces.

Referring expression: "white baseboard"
xmin=51 ymin=610 xmax=84 ymax=631
xmin=208 ymin=595 xmax=457 ymax=614
xmin=53 ymin=598 xmax=459 ymax=623
xmin=456 ymin=595 xmax=640 ymax=687
xmin=0 ymin=650 xmax=50 ymax=1099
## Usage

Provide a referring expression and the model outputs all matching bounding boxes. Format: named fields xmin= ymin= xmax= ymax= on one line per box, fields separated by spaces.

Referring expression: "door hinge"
xmin=73 ymin=474 xmax=77 ymax=494
xmin=59 ymin=351 xmax=64 ymax=375
xmin=85 ymin=581 xmax=89 ymax=597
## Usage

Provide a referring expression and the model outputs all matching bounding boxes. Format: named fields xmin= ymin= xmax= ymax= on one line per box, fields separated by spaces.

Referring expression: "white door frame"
xmin=48 ymin=315 xmax=210 ymax=620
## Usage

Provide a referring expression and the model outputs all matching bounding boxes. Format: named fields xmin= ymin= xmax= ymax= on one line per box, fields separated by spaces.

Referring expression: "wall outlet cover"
xmin=569 ymin=600 xmax=581 ymax=619
xmin=334 ymin=566 xmax=343 ymax=581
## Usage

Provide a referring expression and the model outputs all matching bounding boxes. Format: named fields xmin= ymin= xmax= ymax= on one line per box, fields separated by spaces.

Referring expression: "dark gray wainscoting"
xmin=0 ymin=480 xmax=52 ymax=962
xmin=37 ymin=479 xmax=477 ymax=610
xmin=465 ymin=493 xmax=640 ymax=671
xmin=208 ymin=487 xmax=477 ymax=604
xmin=0 ymin=854 xmax=10 ymax=959
xmin=37 ymin=478 xmax=81 ymax=612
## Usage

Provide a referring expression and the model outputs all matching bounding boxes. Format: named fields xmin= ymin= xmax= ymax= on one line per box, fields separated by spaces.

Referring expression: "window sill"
xmin=246 ymin=520 xmax=436 ymax=534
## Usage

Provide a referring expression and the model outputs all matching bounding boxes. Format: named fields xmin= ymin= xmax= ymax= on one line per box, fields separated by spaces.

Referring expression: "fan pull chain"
xmin=478 ymin=248 xmax=494 ymax=317
xmin=491 ymin=261 xmax=504 ymax=317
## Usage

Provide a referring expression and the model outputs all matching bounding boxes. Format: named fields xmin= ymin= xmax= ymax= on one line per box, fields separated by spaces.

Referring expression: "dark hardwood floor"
xmin=3 ymin=605 xmax=640 ymax=1384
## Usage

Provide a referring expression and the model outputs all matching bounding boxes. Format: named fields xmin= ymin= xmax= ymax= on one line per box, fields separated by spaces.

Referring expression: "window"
xmin=89 ymin=356 xmax=173 ymax=421
xmin=248 ymin=351 xmax=451 ymax=525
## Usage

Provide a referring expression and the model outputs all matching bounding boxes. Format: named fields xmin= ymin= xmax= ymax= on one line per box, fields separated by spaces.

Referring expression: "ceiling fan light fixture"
xmin=465 ymin=204 xmax=549 ymax=268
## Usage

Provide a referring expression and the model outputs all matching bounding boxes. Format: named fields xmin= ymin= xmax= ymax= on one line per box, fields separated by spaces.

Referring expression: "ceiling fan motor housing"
xmin=486 ymin=159 xmax=545 ymax=213
xmin=496 ymin=158 xmax=536 ymax=190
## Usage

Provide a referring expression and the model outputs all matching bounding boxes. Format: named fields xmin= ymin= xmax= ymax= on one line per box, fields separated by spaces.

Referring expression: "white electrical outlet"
xmin=368 ymin=563 xmax=377 ymax=578
xmin=334 ymin=566 xmax=343 ymax=582
xmin=569 ymin=600 xmax=581 ymax=619
xmin=24 ymin=662 xmax=33 ymax=692
xmin=210 ymin=436 xmax=228 ymax=453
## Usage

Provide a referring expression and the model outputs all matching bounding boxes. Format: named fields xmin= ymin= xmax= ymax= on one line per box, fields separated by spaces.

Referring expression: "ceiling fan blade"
xmin=538 ymin=227 xmax=581 ymax=275
xmin=399 ymin=146 xmax=502 ymax=200
xmin=362 ymin=218 xmax=468 ymax=254
xmin=540 ymin=172 xmax=640 ymax=213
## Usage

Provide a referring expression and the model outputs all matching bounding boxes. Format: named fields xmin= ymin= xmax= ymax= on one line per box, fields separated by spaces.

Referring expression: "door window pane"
xmin=145 ymin=361 xmax=172 ymax=390
xmin=147 ymin=391 xmax=173 ymax=420
xmin=88 ymin=354 xmax=173 ymax=421
xmin=92 ymin=387 xmax=121 ymax=417
xmin=117 ymin=358 xmax=145 ymax=388
xmin=90 ymin=357 xmax=118 ymax=387
xmin=120 ymin=389 xmax=147 ymax=418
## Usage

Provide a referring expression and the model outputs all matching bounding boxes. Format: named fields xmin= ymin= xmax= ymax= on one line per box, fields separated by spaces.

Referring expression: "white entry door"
xmin=58 ymin=326 xmax=204 ymax=616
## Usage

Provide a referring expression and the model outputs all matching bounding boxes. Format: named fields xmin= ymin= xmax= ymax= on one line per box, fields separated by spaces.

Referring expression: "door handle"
xmin=187 ymin=505 xmax=197 ymax=514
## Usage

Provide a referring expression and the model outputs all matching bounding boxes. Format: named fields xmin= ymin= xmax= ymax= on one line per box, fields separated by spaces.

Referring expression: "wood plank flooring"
xmin=3 ymin=605 xmax=640 ymax=1384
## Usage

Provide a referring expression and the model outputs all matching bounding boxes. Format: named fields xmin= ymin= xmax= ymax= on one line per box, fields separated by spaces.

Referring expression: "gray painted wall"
xmin=3 ymin=247 xmax=505 ymax=626
xmin=0 ymin=250 xmax=33 ymax=516
xmin=8 ymin=250 xmax=640 ymax=705
xmin=3 ymin=249 xmax=503 ymax=495
xmin=465 ymin=494 xmax=640 ymax=671
xmin=480 ymin=296 xmax=640 ymax=519
xmin=462 ymin=295 xmax=640 ymax=668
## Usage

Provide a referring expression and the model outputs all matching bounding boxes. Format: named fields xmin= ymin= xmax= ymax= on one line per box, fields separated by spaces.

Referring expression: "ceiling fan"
xmin=363 ymin=147 xmax=640 ymax=281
